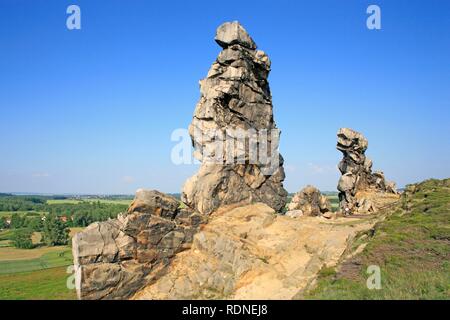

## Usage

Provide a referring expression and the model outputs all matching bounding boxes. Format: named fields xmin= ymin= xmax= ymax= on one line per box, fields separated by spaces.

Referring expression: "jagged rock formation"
xmin=72 ymin=190 xmax=206 ymax=300
xmin=337 ymin=128 xmax=398 ymax=214
xmin=133 ymin=203 xmax=382 ymax=300
xmin=72 ymin=21 xmax=288 ymax=301
xmin=286 ymin=185 xmax=332 ymax=217
xmin=181 ymin=21 xmax=287 ymax=215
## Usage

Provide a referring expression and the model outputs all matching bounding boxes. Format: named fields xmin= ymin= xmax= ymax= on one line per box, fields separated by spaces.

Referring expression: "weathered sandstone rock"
xmin=285 ymin=209 xmax=304 ymax=218
xmin=287 ymin=185 xmax=332 ymax=217
xmin=181 ymin=21 xmax=287 ymax=214
xmin=72 ymin=190 xmax=206 ymax=300
xmin=128 ymin=189 xmax=179 ymax=219
xmin=337 ymin=128 xmax=399 ymax=214
xmin=133 ymin=203 xmax=382 ymax=300
xmin=215 ymin=21 xmax=256 ymax=49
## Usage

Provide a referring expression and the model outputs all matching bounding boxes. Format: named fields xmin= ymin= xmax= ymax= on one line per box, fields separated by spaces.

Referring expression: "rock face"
xmin=72 ymin=190 xmax=206 ymax=300
xmin=181 ymin=21 xmax=287 ymax=215
xmin=337 ymin=128 xmax=398 ymax=214
xmin=287 ymin=185 xmax=332 ymax=217
xmin=133 ymin=203 xmax=381 ymax=300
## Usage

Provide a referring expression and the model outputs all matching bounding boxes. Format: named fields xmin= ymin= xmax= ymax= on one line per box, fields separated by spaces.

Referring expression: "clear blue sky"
xmin=0 ymin=0 xmax=449 ymax=194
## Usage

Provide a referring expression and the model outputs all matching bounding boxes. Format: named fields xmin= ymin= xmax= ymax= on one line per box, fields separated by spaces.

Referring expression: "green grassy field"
xmin=0 ymin=229 xmax=14 ymax=241
xmin=0 ymin=240 xmax=10 ymax=248
xmin=304 ymin=178 xmax=450 ymax=300
xmin=0 ymin=247 xmax=73 ymax=274
xmin=0 ymin=266 xmax=76 ymax=300
xmin=46 ymin=199 xmax=82 ymax=205
xmin=0 ymin=244 xmax=76 ymax=299
xmin=0 ymin=226 xmax=82 ymax=299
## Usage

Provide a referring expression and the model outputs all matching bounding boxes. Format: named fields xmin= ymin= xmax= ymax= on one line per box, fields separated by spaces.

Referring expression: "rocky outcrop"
xmin=181 ymin=21 xmax=287 ymax=215
xmin=72 ymin=21 xmax=288 ymax=300
xmin=337 ymin=128 xmax=399 ymax=214
xmin=72 ymin=189 xmax=206 ymax=300
xmin=286 ymin=185 xmax=332 ymax=217
xmin=72 ymin=23 xmax=404 ymax=301
xmin=133 ymin=203 xmax=382 ymax=300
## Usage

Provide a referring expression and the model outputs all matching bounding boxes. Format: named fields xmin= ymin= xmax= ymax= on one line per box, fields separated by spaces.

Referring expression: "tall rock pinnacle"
xmin=182 ymin=21 xmax=288 ymax=214
xmin=337 ymin=128 xmax=398 ymax=214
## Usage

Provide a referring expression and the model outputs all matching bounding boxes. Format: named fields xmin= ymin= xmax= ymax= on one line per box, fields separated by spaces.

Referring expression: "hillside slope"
xmin=304 ymin=178 xmax=450 ymax=299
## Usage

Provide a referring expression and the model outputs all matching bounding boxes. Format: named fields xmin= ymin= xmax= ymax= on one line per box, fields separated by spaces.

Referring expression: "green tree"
xmin=0 ymin=216 xmax=8 ymax=229
xmin=10 ymin=213 xmax=24 ymax=229
xmin=11 ymin=228 xmax=34 ymax=249
xmin=42 ymin=214 xmax=69 ymax=246
xmin=27 ymin=217 xmax=43 ymax=232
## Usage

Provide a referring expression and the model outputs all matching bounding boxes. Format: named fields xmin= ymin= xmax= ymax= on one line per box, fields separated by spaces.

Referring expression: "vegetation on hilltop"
xmin=305 ymin=178 xmax=450 ymax=300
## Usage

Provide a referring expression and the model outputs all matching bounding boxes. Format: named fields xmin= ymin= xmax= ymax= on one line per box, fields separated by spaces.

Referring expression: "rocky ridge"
xmin=132 ymin=203 xmax=383 ymax=300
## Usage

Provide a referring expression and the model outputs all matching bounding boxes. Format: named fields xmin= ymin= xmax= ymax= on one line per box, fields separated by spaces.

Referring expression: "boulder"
xmin=287 ymin=185 xmax=331 ymax=216
xmin=128 ymin=189 xmax=179 ymax=219
xmin=285 ymin=209 xmax=303 ymax=218
xmin=215 ymin=21 xmax=257 ymax=49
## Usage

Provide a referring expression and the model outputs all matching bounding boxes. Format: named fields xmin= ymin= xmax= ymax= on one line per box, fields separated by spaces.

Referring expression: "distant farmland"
xmin=0 ymin=226 xmax=82 ymax=300
xmin=46 ymin=198 xmax=132 ymax=205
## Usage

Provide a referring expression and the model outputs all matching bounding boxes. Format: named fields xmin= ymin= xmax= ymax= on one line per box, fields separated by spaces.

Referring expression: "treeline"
xmin=48 ymin=202 xmax=128 ymax=227
xmin=8 ymin=214 xmax=73 ymax=249
xmin=0 ymin=196 xmax=128 ymax=229
xmin=0 ymin=196 xmax=47 ymax=212
xmin=1 ymin=213 xmax=42 ymax=230
xmin=0 ymin=196 xmax=129 ymax=249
